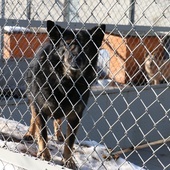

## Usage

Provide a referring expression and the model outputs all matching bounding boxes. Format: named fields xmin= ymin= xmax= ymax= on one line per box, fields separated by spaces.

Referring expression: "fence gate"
xmin=0 ymin=0 xmax=170 ymax=170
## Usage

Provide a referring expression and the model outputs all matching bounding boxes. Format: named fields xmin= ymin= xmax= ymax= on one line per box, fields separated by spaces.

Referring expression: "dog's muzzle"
xmin=70 ymin=58 xmax=79 ymax=70
xmin=69 ymin=55 xmax=84 ymax=72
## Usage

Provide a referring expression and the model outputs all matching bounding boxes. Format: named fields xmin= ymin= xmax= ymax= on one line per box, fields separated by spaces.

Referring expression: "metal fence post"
xmin=129 ymin=0 xmax=135 ymax=24
xmin=0 ymin=0 xmax=5 ymax=60
xmin=27 ymin=0 xmax=32 ymax=20
xmin=64 ymin=0 xmax=79 ymax=22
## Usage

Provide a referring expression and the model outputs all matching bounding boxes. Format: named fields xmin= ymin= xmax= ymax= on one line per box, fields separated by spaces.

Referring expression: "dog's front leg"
xmin=154 ymin=79 xmax=160 ymax=85
xmin=35 ymin=114 xmax=51 ymax=161
xmin=62 ymin=116 xmax=80 ymax=170
xmin=24 ymin=104 xmax=37 ymax=140
xmin=53 ymin=118 xmax=64 ymax=142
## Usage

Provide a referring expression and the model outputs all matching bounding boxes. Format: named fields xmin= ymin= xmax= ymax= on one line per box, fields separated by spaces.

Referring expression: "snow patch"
xmin=0 ymin=118 xmax=145 ymax=170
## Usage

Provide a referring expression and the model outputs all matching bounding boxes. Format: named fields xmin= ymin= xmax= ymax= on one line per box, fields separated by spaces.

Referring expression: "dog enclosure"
xmin=0 ymin=0 xmax=170 ymax=169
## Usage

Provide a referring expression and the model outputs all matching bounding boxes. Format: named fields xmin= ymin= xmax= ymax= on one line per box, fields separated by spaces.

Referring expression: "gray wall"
xmin=1 ymin=84 xmax=170 ymax=150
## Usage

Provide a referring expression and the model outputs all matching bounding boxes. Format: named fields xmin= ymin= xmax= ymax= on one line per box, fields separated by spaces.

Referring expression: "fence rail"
xmin=0 ymin=0 xmax=170 ymax=170
xmin=0 ymin=18 xmax=170 ymax=31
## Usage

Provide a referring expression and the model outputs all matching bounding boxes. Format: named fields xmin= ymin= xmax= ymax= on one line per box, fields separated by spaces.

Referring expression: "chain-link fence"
xmin=0 ymin=0 xmax=170 ymax=169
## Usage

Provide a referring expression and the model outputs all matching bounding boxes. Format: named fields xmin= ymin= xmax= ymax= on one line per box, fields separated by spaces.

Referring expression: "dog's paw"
xmin=57 ymin=135 xmax=64 ymax=142
xmin=37 ymin=148 xmax=51 ymax=161
xmin=23 ymin=133 xmax=34 ymax=141
xmin=56 ymin=133 xmax=65 ymax=142
xmin=62 ymin=158 xmax=78 ymax=170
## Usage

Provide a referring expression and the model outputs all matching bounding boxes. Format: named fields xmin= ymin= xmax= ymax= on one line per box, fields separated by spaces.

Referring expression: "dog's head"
xmin=144 ymin=52 xmax=161 ymax=69
xmin=47 ymin=20 xmax=105 ymax=80
xmin=145 ymin=53 xmax=155 ymax=69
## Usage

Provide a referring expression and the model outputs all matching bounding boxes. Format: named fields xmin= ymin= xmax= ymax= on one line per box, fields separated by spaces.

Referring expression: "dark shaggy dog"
xmin=24 ymin=20 xmax=105 ymax=169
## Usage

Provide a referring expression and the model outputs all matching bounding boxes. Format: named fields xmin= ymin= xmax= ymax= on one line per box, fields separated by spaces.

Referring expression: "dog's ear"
xmin=47 ymin=20 xmax=64 ymax=43
xmin=144 ymin=52 xmax=149 ymax=58
xmin=89 ymin=24 xmax=106 ymax=48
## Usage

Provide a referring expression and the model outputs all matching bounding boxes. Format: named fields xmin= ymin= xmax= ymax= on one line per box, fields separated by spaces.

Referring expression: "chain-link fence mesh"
xmin=0 ymin=0 xmax=170 ymax=169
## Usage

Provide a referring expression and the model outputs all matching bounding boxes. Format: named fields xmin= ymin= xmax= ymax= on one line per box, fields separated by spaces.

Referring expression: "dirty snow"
xmin=0 ymin=118 xmax=144 ymax=170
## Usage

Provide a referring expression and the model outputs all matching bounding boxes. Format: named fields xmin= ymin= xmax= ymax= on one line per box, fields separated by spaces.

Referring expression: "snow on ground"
xmin=0 ymin=118 xmax=144 ymax=170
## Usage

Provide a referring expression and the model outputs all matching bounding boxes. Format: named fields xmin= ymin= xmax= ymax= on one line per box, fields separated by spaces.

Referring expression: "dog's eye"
xmin=69 ymin=44 xmax=76 ymax=51
xmin=58 ymin=47 xmax=66 ymax=55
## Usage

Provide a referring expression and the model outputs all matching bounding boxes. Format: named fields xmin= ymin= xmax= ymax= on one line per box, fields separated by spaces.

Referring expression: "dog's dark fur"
xmin=24 ymin=20 xmax=105 ymax=169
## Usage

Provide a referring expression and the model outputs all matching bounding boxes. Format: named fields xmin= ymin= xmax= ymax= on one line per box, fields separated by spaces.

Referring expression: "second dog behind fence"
xmin=144 ymin=52 xmax=170 ymax=85
xmin=24 ymin=20 xmax=105 ymax=169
